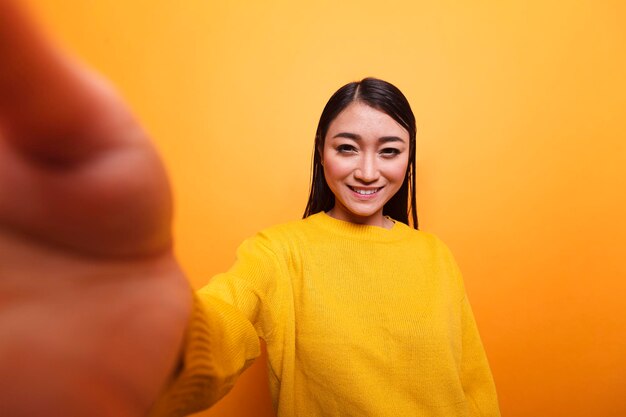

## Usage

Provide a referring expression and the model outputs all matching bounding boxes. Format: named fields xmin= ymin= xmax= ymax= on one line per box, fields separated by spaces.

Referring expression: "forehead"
xmin=326 ymin=102 xmax=409 ymax=140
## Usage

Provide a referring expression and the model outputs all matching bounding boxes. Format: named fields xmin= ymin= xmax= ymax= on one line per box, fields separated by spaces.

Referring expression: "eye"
xmin=336 ymin=144 xmax=357 ymax=154
xmin=380 ymin=147 xmax=401 ymax=158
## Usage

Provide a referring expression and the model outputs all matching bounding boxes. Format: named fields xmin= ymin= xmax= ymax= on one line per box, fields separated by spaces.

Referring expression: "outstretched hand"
xmin=0 ymin=2 xmax=190 ymax=415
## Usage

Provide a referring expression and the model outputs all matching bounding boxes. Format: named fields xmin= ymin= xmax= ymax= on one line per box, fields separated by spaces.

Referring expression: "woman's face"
xmin=322 ymin=102 xmax=410 ymax=228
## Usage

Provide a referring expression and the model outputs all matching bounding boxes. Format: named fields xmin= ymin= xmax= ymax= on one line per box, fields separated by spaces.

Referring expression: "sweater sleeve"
xmin=198 ymin=234 xmax=285 ymax=342
xmin=148 ymin=291 xmax=259 ymax=417
xmin=148 ymin=234 xmax=283 ymax=416
xmin=460 ymin=295 xmax=501 ymax=417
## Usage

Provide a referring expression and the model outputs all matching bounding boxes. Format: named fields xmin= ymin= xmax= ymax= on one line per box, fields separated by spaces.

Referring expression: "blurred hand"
xmin=0 ymin=1 xmax=191 ymax=415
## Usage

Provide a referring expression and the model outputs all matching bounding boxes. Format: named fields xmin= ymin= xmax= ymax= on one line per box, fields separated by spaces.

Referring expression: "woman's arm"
xmin=0 ymin=1 xmax=191 ymax=415
xmin=459 ymin=295 xmax=501 ymax=417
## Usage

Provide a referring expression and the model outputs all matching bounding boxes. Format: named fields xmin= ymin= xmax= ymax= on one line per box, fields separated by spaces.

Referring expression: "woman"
xmin=152 ymin=78 xmax=501 ymax=417
xmin=0 ymin=5 xmax=497 ymax=410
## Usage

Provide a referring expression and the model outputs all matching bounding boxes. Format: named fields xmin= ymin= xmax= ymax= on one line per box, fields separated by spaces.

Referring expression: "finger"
xmin=0 ymin=0 xmax=137 ymax=164
xmin=0 ymin=1 xmax=173 ymax=257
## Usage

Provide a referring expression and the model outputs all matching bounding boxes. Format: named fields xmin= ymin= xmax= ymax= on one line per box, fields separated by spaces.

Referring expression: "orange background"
xmin=29 ymin=1 xmax=626 ymax=416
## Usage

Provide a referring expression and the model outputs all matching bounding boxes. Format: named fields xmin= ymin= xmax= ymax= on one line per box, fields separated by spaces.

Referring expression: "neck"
xmin=326 ymin=208 xmax=393 ymax=230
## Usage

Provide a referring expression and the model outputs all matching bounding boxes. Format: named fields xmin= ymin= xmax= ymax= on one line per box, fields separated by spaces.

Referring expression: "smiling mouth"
xmin=348 ymin=186 xmax=383 ymax=195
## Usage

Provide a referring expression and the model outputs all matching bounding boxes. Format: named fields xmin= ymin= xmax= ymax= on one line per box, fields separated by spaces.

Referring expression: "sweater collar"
xmin=306 ymin=212 xmax=412 ymax=242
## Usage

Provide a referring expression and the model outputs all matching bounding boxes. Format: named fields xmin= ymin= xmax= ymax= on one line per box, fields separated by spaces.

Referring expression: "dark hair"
xmin=302 ymin=77 xmax=418 ymax=229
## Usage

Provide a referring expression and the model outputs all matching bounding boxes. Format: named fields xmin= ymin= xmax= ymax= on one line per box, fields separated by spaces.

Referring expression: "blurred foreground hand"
xmin=0 ymin=1 xmax=191 ymax=415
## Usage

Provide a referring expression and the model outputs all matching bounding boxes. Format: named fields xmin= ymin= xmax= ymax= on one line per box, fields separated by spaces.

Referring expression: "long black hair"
xmin=302 ymin=77 xmax=418 ymax=229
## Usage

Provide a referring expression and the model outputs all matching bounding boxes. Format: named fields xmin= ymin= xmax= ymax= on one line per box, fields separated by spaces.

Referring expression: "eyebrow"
xmin=332 ymin=132 xmax=406 ymax=143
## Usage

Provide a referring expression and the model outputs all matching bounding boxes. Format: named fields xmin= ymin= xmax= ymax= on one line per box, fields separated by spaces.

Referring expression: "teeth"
xmin=353 ymin=188 xmax=378 ymax=195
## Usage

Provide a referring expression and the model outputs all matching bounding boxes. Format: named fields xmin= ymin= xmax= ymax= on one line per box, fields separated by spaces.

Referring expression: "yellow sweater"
xmin=152 ymin=212 xmax=500 ymax=416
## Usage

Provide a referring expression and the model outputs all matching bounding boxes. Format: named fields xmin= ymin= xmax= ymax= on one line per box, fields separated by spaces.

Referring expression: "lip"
xmin=348 ymin=185 xmax=384 ymax=200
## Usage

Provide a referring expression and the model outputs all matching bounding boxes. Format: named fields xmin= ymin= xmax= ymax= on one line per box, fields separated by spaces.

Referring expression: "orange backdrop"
xmin=29 ymin=1 xmax=626 ymax=416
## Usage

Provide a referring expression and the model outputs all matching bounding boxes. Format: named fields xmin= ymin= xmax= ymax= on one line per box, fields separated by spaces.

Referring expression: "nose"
xmin=354 ymin=154 xmax=379 ymax=183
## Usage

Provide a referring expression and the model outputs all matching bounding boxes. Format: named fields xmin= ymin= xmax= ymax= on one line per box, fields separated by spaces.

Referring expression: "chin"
xmin=345 ymin=207 xmax=385 ymax=221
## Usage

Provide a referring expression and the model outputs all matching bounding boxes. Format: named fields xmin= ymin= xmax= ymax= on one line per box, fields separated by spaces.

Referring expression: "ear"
xmin=317 ymin=144 xmax=324 ymax=166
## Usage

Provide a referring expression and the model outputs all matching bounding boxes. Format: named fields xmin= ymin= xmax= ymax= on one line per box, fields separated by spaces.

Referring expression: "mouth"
xmin=348 ymin=186 xmax=384 ymax=196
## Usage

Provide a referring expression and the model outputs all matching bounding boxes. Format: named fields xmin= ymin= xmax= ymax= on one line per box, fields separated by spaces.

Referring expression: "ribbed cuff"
xmin=148 ymin=292 xmax=218 ymax=417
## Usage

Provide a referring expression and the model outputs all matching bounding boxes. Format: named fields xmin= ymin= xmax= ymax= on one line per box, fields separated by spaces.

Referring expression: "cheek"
xmin=322 ymin=155 xmax=352 ymax=181
xmin=386 ymin=158 xmax=410 ymax=184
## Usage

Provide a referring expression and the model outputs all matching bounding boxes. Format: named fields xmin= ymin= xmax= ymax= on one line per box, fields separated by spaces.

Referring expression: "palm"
xmin=0 ymin=2 xmax=190 ymax=416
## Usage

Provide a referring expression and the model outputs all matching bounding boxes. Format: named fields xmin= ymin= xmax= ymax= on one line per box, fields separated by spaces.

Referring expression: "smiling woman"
xmin=0 ymin=3 xmax=501 ymax=408
xmin=304 ymin=77 xmax=418 ymax=229
xmin=8 ymin=1 xmax=626 ymax=415
xmin=153 ymin=78 xmax=502 ymax=417
xmin=321 ymin=102 xmax=410 ymax=228
xmin=0 ymin=1 xmax=499 ymax=412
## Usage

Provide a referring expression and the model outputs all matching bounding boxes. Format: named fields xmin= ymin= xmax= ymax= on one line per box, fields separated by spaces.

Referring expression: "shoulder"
xmin=254 ymin=217 xmax=311 ymax=244
xmin=409 ymin=229 xmax=465 ymax=292
xmin=395 ymin=223 xmax=454 ymax=254
xmin=235 ymin=217 xmax=312 ymax=260
xmin=397 ymin=225 xmax=462 ymax=273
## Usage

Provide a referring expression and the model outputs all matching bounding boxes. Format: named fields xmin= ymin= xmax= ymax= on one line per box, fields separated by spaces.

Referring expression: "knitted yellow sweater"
xmin=151 ymin=212 xmax=500 ymax=416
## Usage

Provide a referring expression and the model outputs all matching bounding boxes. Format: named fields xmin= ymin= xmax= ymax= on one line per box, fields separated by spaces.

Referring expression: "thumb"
xmin=0 ymin=0 xmax=136 ymax=164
